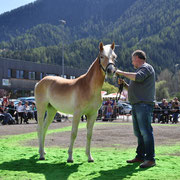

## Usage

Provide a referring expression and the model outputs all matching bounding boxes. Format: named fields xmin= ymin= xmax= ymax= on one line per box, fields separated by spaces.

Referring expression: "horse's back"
xmin=35 ymin=76 xmax=78 ymax=113
xmin=35 ymin=75 xmax=75 ymax=93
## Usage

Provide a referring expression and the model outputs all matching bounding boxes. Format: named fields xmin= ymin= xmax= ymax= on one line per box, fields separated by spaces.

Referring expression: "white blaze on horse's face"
xmin=99 ymin=42 xmax=117 ymax=75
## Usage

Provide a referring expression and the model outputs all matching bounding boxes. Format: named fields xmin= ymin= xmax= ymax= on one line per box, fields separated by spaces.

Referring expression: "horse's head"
xmin=98 ymin=42 xmax=117 ymax=75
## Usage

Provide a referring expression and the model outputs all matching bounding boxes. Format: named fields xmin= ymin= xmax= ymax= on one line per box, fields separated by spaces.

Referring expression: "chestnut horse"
xmin=35 ymin=42 xmax=117 ymax=162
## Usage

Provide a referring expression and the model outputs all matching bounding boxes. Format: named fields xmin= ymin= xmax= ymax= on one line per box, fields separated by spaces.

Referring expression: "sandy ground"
xmin=0 ymin=116 xmax=180 ymax=149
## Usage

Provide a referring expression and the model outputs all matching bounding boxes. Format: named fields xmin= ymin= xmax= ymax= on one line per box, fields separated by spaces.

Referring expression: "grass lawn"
xmin=0 ymin=123 xmax=180 ymax=180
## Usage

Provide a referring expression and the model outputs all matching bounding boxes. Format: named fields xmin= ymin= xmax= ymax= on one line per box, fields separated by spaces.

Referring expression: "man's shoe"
xmin=126 ymin=158 xmax=144 ymax=163
xmin=139 ymin=160 xmax=156 ymax=168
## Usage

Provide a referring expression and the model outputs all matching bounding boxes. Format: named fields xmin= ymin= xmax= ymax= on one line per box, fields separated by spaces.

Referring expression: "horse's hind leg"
xmin=67 ymin=112 xmax=81 ymax=163
xmin=37 ymin=103 xmax=47 ymax=160
xmin=86 ymin=113 xmax=97 ymax=162
xmin=37 ymin=103 xmax=56 ymax=160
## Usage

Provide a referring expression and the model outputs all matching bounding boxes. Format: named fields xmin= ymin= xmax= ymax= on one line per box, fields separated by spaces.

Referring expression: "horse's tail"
xmin=35 ymin=77 xmax=51 ymax=124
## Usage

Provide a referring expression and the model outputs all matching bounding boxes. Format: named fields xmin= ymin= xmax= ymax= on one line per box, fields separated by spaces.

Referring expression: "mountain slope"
xmin=0 ymin=0 xmax=180 ymax=76
xmin=0 ymin=0 xmax=135 ymax=41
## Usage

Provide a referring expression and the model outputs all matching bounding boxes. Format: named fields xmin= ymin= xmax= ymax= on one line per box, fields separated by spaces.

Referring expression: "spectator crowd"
xmin=153 ymin=97 xmax=180 ymax=124
xmin=0 ymin=95 xmax=179 ymax=125
xmin=97 ymin=98 xmax=131 ymax=121
xmin=0 ymin=95 xmax=37 ymax=125
xmin=97 ymin=97 xmax=180 ymax=123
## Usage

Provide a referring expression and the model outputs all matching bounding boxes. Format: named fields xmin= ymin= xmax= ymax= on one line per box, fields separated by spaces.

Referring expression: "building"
xmin=0 ymin=57 xmax=87 ymax=97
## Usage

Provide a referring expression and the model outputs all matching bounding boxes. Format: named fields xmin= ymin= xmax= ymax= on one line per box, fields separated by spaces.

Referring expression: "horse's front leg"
xmin=67 ymin=112 xmax=81 ymax=163
xmin=86 ymin=113 xmax=97 ymax=162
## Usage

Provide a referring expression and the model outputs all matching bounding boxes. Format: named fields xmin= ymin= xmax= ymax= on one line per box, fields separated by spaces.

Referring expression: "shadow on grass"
xmin=92 ymin=163 xmax=147 ymax=179
xmin=0 ymin=155 xmax=81 ymax=180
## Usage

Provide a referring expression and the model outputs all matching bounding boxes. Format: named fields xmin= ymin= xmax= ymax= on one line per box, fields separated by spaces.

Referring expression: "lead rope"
xmin=116 ymin=75 xmax=124 ymax=103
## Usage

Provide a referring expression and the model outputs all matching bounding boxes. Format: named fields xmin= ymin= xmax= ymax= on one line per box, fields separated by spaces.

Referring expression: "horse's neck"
xmin=85 ymin=58 xmax=105 ymax=91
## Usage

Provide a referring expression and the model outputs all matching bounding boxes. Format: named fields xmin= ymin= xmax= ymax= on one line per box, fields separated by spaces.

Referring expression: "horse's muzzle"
xmin=106 ymin=64 xmax=117 ymax=75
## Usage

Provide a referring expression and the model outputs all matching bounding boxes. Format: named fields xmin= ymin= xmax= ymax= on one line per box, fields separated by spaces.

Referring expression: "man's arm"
xmin=116 ymin=70 xmax=136 ymax=81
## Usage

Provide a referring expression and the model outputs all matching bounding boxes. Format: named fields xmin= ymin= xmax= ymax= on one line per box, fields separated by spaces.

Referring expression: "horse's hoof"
xmin=39 ymin=157 xmax=45 ymax=160
xmin=88 ymin=159 xmax=94 ymax=163
xmin=67 ymin=159 xmax=74 ymax=163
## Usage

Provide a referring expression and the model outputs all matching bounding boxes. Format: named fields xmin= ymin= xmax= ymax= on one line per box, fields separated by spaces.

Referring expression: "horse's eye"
xmin=100 ymin=56 xmax=104 ymax=59
xmin=113 ymin=55 xmax=117 ymax=59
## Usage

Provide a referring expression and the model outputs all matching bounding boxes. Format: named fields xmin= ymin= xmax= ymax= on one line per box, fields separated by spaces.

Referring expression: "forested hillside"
xmin=0 ymin=0 xmax=180 ymax=76
xmin=0 ymin=0 xmax=134 ymax=41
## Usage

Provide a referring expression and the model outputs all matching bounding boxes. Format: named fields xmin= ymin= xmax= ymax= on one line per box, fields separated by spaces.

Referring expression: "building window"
xmin=29 ymin=72 xmax=35 ymax=80
xmin=16 ymin=70 xmax=20 ymax=79
xmin=46 ymin=73 xmax=56 ymax=76
xmin=20 ymin=70 xmax=24 ymax=78
xmin=8 ymin=69 xmax=12 ymax=78
xmin=16 ymin=70 xmax=24 ymax=79
xmin=70 ymin=76 xmax=75 ymax=79
xmin=61 ymin=75 xmax=67 ymax=79
xmin=40 ymin=72 xmax=43 ymax=79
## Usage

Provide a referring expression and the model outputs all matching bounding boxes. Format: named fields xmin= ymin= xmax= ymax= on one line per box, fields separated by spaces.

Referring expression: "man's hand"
xmin=115 ymin=69 xmax=136 ymax=81
xmin=118 ymin=78 xmax=129 ymax=89
xmin=118 ymin=78 xmax=125 ymax=85
xmin=115 ymin=69 xmax=123 ymax=76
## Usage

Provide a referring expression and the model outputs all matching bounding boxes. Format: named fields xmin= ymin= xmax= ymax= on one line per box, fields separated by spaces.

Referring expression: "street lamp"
xmin=175 ymin=64 xmax=180 ymax=93
xmin=59 ymin=19 xmax=66 ymax=77
xmin=175 ymin=64 xmax=180 ymax=70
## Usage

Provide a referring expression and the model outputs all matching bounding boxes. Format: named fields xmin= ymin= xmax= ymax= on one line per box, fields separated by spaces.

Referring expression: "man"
xmin=116 ymin=50 xmax=156 ymax=168
xmin=152 ymin=103 xmax=161 ymax=123
xmin=23 ymin=101 xmax=31 ymax=124
xmin=7 ymin=101 xmax=16 ymax=118
xmin=171 ymin=97 xmax=180 ymax=124
xmin=15 ymin=101 xmax=24 ymax=124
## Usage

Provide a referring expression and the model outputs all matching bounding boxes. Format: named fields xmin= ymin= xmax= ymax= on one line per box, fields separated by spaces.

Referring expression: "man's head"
xmin=25 ymin=101 xmax=29 ymax=106
xmin=132 ymin=50 xmax=146 ymax=69
xmin=174 ymin=97 xmax=178 ymax=102
xmin=18 ymin=101 xmax=22 ymax=105
xmin=10 ymin=101 xmax=14 ymax=105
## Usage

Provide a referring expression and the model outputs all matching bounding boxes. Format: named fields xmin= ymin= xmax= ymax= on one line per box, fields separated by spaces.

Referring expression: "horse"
xmin=34 ymin=42 xmax=117 ymax=162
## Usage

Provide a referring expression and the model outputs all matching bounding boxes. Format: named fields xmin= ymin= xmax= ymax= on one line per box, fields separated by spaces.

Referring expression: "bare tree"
xmin=157 ymin=69 xmax=180 ymax=96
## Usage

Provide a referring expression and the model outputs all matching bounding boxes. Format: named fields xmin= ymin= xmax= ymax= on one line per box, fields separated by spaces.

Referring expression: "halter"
xmin=98 ymin=53 xmax=123 ymax=102
xmin=98 ymin=54 xmax=117 ymax=74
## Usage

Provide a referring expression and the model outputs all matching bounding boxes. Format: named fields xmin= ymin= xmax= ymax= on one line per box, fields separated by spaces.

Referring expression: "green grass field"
xmin=0 ymin=123 xmax=180 ymax=180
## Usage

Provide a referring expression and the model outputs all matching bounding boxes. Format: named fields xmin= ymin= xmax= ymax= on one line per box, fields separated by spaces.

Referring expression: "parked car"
xmin=9 ymin=99 xmax=20 ymax=106
xmin=17 ymin=96 xmax=35 ymax=105
xmin=119 ymin=103 xmax=132 ymax=114
xmin=17 ymin=96 xmax=35 ymax=102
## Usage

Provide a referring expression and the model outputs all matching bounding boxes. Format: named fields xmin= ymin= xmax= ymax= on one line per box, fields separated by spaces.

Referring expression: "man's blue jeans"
xmin=132 ymin=103 xmax=155 ymax=161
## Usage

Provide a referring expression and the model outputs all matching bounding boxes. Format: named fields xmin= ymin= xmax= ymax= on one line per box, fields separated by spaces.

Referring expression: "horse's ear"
xmin=99 ymin=42 xmax=104 ymax=52
xmin=111 ymin=42 xmax=115 ymax=50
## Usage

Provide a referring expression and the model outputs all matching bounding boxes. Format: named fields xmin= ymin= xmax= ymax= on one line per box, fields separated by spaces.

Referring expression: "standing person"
xmin=171 ymin=98 xmax=179 ymax=124
xmin=3 ymin=93 xmax=10 ymax=105
xmin=161 ymin=100 xmax=170 ymax=123
xmin=23 ymin=101 xmax=31 ymax=124
xmin=30 ymin=102 xmax=37 ymax=122
xmin=15 ymin=101 xmax=24 ymax=124
xmin=7 ymin=101 xmax=16 ymax=118
xmin=116 ymin=50 xmax=156 ymax=168
xmin=152 ymin=103 xmax=161 ymax=123
xmin=106 ymin=103 xmax=113 ymax=121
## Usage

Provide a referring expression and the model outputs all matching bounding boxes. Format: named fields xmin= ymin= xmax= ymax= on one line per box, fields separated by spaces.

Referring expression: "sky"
xmin=0 ymin=0 xmax=36 ymax=15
